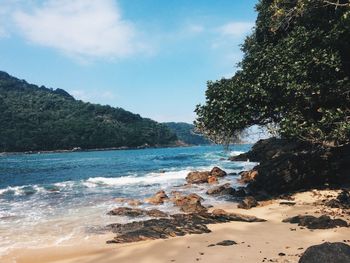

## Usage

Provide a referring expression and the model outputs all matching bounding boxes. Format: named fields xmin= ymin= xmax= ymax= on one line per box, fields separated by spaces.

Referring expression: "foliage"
xmin=0 ymin=71 xmax=177 ymax=152
xmin=195 ymin=0 xmax=350 ymax=146
xmin=164 ymin=122 xmax=211 ymax=145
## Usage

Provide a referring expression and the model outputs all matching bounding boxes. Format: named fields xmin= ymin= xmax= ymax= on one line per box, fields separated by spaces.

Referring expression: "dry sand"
xmin=2 ymin=189 xmax=350 ymax=263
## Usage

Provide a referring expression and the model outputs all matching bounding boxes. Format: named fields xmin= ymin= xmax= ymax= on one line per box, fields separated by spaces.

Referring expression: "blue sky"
xmin=0 ymin=0 xmax=258 ymax=123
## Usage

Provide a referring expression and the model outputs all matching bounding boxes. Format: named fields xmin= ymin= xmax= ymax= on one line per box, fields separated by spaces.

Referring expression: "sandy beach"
xmin=2 ymin=189 xmax=350 ymax=263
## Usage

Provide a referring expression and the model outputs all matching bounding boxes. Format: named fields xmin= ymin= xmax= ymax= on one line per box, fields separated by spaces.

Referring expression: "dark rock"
xmin=232 ymin=188 xmax=247 ymax=197
xmin=210 ymin=167 xmax=227 ymax=177
xmin=106 ymin=210 xmax=266 ymax=244
xmin=325 ymin=190 xmax=350 ymax=209
xmin=282 ymin=215 xmax=348 ymax=229
xmin=144 ymin=190 xmax=169 ymax=205
xmin=173 ymin=193 xmax=207 ymax=213
xmin=216 ymin=240 xmax=237 ymax=246
xmin=206 ymin=183 xmax=235 ymax=196
xmin=244 ymin=139 xmax=350 ymax=195
xmin=299 ymin=242 xmax=350 ymax=263
xmin=238 ymin=196 xmax=258 ymax=209
xmin=279 ymin=201 xmax=296 ymax=206
xmin=107 ymin=207 xmax=168 ymax=218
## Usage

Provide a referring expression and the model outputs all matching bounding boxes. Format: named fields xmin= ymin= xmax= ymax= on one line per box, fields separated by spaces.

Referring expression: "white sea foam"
xmin=230 ymin=150 xmax=245 ymax=156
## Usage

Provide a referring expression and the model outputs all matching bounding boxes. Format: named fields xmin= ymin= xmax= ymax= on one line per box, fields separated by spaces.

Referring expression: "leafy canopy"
xmin=195 ymin=0 xmax=350 ymax=146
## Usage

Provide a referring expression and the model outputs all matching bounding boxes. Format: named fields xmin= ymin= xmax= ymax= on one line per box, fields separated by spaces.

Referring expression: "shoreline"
xmin=2 ymin=188 xmax=350 ymax=263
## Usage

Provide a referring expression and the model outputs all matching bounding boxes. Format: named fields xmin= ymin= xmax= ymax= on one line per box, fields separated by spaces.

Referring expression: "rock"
xmin=186 ymin=167 xmax=227 ymax=184
xmin=211 ymin=209 xmax=266 ymax=222
xmin=207 ymin=175 xmax=218 ymax=184
xmin=238 ymin=196 xmax=258 ymax=209
xmin=144 ymin=190 xmax=169 ymax=205
xmin=232 ymin=138 xmax=350 ymax=195
xmin=186 ymin=171 xmax=210 ymax=184
xmin=232 ymin=188 xmax=247 ymax=197
xmin=216 ymin=240 xmax=237 ymax=246
xmin=210 ymin=167 xmax=227 ymax=177
xmin=299 ymin=242 xmax=350 ymax=263
xmin=206 ymin=183 xmax=235 ymax=196
xmin=279 ymin=201 xmax=296 ymax=206
xmin=106 ymin=210 xmax=266 ymax=244
xmin=114 ymin=198 xmax=143 ymax=206
xmin=282 ymin=215 xmax=348 ymax=229
xmin=107 ymin=207 xmax=168 ymax=218
xmin=238 ymin=170 xmax=259 ymax=184
xmin=325 ymin=190 xmax=350 ymax=209
xmin=173 ymin=193 xmax=207 ymax=213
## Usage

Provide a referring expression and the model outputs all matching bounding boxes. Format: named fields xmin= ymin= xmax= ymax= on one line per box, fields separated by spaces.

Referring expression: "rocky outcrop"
xmin=206 ymin=183 xmax=235 ymax=196
xmin=186 ymin=167 xmax=227 ymax=184
xmin=172 ymin=193 xmax=207 ymax=213
xmin=282 ymin=215 xmax=348 ymax=229
xmin=107 ymin=207 xmax=168 ymax=218
xmin=299 ymin=242 xmax=350 ymax=263
xmin=237 ymin=196 xmax=258 ymax=209
xmin=106 ymin=210 xmax=266 ymax=244
xmin=232 ymin=138 xmax=350 ymax=195
xmin=114 ymin=198 xmax=143 ymax=206
xmin=144 ymin=190 xmax=169 ymax=205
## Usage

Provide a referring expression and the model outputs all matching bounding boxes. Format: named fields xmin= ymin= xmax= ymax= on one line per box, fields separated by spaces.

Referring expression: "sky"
xmin=0 ymin=0 xmax=258 ymax=123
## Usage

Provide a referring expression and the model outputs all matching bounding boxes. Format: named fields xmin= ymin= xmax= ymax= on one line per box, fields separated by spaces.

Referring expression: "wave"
xmin=230 ymin=151 xmax=245 ymax=157
xmin=84 ymin=169 xmax=192 ymax=187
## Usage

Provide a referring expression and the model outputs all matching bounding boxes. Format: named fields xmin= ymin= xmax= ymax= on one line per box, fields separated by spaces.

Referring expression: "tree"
xmin=195 ymin=0 xmax=350 ymax=146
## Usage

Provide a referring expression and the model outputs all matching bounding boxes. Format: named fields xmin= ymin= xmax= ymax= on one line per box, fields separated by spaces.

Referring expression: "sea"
xmin=0 ymin=144 xmax=256 ymax=256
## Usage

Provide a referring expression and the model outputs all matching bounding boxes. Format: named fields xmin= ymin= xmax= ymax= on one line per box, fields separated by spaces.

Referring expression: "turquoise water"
xmin=0 ymin=145 xmax=255 ymax=255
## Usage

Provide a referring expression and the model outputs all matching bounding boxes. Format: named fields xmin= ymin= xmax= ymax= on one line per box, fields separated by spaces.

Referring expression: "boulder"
xmin=325 ymin=190 xmax=350 ymax=209
xmin=237 ymin=196 xmax=258 ymax=209
xmin=186 ymin=171 xmax=210 ymax=184
xmin=144 ymin=190 xmax=169 ymax=205
xmin=238 ymin=170 xmax=258 ymax=184
xmin=210 ymin=167 xmax=227 ymax=177
xmin=173 ymin=193 xmax=207 ymax=213
xmin=207 ymin=175 xmax=218 ymax=184
xmin=299 ymin=242 xmax=350 ymax=263
xmin=282 ymin=215 xmax=348 ymax=229
xmin=206 ymin=183 xmax=235 ymax=196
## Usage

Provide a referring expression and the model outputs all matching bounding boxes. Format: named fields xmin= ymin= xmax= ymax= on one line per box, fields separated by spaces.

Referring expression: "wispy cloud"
xmin=70 ymin=89 xmax=118 ymax=104
xmin=13 ymin=0 xmax=148 ymax=60
xmin=218 ymin=22 xmax=254 ymax=38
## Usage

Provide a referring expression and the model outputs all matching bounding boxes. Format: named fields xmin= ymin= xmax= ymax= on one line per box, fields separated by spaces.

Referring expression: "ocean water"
xmin=0 ymin=145 xmax=255 ymax=256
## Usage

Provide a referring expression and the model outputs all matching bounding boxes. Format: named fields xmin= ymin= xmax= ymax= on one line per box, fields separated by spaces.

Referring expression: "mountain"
xmin=0 ymin=71 xmax=177 ymax=152
xmin=164 ymin=122 xmax=211 ymax=145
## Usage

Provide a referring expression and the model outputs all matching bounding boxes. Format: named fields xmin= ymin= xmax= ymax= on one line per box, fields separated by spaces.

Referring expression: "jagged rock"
xmin=238 ymin=196 xmax=258 ymax=209
xmin=144 ymin=190 xmax=169 ymax=205
xmin=299 ymin=242 xmax=350 ymax=263
xmin=238 ymin=170 xmax=258 ymax=184
xmin=210 ymin=167 xmax=227 ymax=177
xmin=186 ymin=171 xmax=211 ymax=184
xmin=206 ymin=183 xmax=235 ymax=196
xmin=107 ymin=207 xmax=168 ymax=218
xmin=173 ymin=193 xmax=207 ymax=213
xmin=106 ymin=210 xmax=266 ymax=244
xmin=282 ymin=215 xmax=348 ymax=229
xmin=211 ymin=209 xmax=266 ymax=222
xmin=207 ymin=175 xmax=218 ymax=184
xmin=325 ymin=190 xmax=350 ymax=209
xmin=233 ymin=188 xmax=247 ymax=197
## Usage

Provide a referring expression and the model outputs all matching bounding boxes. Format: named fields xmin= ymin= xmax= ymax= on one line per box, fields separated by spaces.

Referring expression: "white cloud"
xmin=218 ymin=22 xmax=254 ymax=38
xmin=13 ymin=0 xmax=146 ymax=60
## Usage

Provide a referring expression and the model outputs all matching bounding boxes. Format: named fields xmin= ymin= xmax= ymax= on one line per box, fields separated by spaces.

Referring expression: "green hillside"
xmin=0 ymin=71 xmax=177 ymax=152
xmin=164 ymin=122 xmax=210 ymax=145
